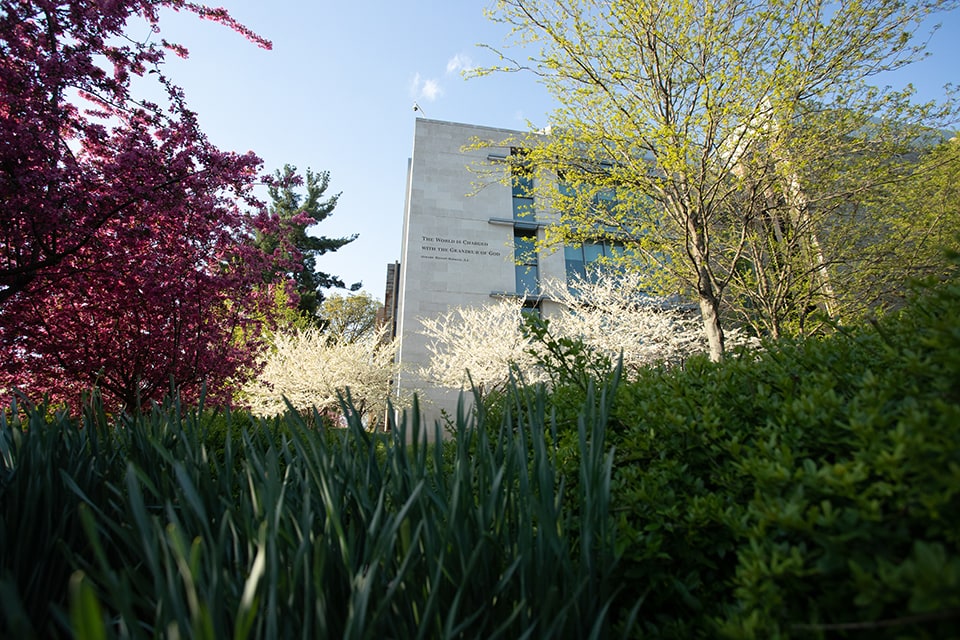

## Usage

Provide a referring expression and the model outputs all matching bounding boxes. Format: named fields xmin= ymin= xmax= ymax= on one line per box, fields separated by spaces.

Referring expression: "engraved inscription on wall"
xmin=420 ymin=235 xmax=503 ymax=262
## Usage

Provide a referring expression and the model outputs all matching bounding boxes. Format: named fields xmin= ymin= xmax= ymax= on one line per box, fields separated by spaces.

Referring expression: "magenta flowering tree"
xmin=0 ymin=1 xmax=298 ymax=411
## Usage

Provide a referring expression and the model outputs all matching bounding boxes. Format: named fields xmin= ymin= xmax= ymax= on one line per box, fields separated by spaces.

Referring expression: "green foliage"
xmin=540 ymin=269 xmax=960 ymax=637
xmin=6 ymin=262 xmax=960 ymax=639
xmin=522 ymin=315 xmax=613 ymax=391
xmin=319 ymin=292 xmax=382 ymax=342
xmin=0 ymin=393 xmax=121 ymax=637
xmin=837 ymin=136 xmax=960 ymax=321
xmin=483 ymin=0 xmax=959 ymax=357
xmin=0 ymin=382 xmax=625 ymax=638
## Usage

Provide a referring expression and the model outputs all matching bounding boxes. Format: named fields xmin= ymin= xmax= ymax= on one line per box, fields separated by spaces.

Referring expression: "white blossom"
xmin=243 ymin=327 xmax=398 ymax=427
xmin=418 ymin=271 xmax=719 ymax=390
xmin=541 ymin=272 xmax=706 ymax=374
xmin=416 ymin=298 xmax=546 ymax=392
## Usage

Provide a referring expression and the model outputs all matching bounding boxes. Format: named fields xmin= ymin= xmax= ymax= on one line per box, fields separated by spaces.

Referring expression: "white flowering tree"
xmin=418 ymin=271 xmax=731 ymax=392
xmin=243 ymin=328 xmax=398 ymax=428
xmin=416 ymin=298 xmax=546 ymax=394
xmin=541 ymin=272 xmax=707 ymax=374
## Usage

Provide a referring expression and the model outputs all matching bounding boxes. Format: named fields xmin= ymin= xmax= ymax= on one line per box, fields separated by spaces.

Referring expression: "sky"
xmin=147 ymin=1 xmax=960 ymax=302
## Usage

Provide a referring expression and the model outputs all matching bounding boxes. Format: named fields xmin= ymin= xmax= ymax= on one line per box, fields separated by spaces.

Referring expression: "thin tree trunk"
xmin=698 ymin=292 xmax=725 ymax=362
xmin=693 ymin=248 xmax=725 ymax=361
xmin=684 ymin=206 xmax=726 ymax=362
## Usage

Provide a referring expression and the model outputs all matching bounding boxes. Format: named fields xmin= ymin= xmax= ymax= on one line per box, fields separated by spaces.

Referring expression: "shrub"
xmin=575 ymin=274 xmax=960 ymax=638
xmin=242 ymin=328 xmax=398 ymax=428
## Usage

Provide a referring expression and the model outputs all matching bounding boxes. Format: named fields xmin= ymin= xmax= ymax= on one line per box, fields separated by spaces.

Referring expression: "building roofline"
xmin=414 ymin=117 xmax=530 ymax=138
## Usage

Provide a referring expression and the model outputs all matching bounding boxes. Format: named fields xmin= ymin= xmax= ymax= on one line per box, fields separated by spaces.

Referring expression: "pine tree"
xmin=257 ymin=165 xmax=358 ymax=322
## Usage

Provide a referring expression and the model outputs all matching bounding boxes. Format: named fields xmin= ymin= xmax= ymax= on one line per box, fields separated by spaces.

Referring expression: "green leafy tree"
xmin=481 ymin=0 xmax=958 ymax=359
xmin=319 ymin=292 xmax=383 ymax=343
xmin=257 ymin=165 xmax=358 ymax=322
xmin=831 ymin=135 xmax=960 ymax=320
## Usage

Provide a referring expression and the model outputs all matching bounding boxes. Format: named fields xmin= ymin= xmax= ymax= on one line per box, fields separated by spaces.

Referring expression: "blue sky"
xmin=149 ymin=1 xmax=959 ymax=302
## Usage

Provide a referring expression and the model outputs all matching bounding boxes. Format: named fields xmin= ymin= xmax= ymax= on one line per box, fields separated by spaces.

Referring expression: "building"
xmin=377 ymin=261 xmax=401 ymax=340
xmin=390 ymin=118 xmax=569 ymax=431
xmin=387 ymin=119 xmax=715 ymax=433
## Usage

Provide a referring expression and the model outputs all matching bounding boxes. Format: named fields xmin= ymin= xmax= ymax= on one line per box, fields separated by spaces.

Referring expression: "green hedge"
xmin=545 ymin=274 xmax=960 ymax=638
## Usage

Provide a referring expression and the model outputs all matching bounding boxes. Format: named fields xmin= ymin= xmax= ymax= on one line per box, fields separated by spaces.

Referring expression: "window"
xmin=521 ymin=299 xmax=542 ymax=319
xmin=595 ymin=186 xmax=618 ymax=215
xmin=557 ymin=177 xmax=576 ymax=200
xmin=514 ymin=229 xmax=539 ymax=295
xmin=564 ymin=243 xmax=587 ymax=282
xmin=511 ymin=148 xmax=535 ymax=222
xmin=564 ymin=240 xmax=628 ymax=289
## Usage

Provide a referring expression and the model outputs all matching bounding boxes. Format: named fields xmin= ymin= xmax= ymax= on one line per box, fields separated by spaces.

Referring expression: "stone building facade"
xmin=391 ymin=118 xmax=570 ymax=432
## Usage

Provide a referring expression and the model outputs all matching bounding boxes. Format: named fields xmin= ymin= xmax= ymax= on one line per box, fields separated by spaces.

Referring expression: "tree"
xmin=417 ymin=298 xmax=545 ymax=394
xmin=0 ymin=1 xmax=292 ymax=411
xmin=319 ymin=292 xmax=383 ymax=343
xmin=541 ymin=273 xmax=715 ymax=373
xmin=0 ymin=0 xmax=271 ymax=304
xmin=830 ymin=135 xmax=960 ymax=320
xmin=481 ymin=0 xmax=958 ymax=359
xmin=715 ymin=106 xmax=960 ymax=337
xmin=417 ymin=272 xmax=713 ymax=393
xmin=256 ymin=165 xmax=359 ymax=322
xmin=242 ymin=328 xmax=398 ymax=428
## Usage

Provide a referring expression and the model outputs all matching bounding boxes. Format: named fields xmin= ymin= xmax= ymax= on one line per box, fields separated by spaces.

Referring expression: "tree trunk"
xmin=698 ymin=292 xmax=725 ymax=362
xmin=686 ymin=212 xmax=726 ymax=362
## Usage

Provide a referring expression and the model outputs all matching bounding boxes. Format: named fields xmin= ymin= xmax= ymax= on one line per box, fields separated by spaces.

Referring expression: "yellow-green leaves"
xmin=482 ymin=0 xmax=959 ymax=356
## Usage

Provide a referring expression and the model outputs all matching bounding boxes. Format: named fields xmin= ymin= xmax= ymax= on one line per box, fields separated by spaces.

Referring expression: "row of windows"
xmin=512 ymin=233 xmax=626 ymax=296
xmin=511 ymin=149 xmax=636 ymax=221
xmin=510 ymin=150 xmax=539 ymax=296
xmin=508 ymin=150 xmax=630 ymax=298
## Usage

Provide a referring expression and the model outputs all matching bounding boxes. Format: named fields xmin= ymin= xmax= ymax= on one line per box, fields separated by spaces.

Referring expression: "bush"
xmin=5 ymin=270 xmax=959 ymax=639
xmin=567 ymin=274 xmax=960 ymax=638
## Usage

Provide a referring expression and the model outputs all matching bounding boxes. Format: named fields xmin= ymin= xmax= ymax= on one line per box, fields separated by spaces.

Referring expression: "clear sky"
xmin=148 ymin=1 xmax=959 ymax=302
